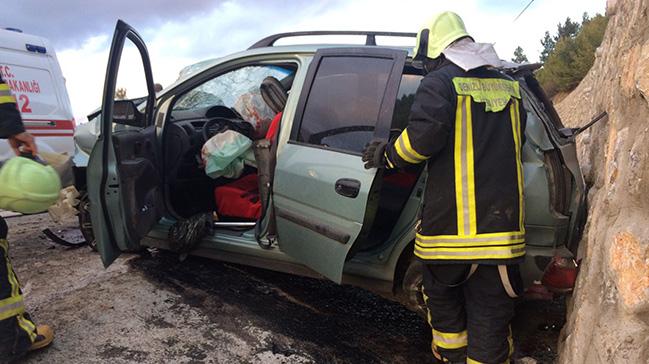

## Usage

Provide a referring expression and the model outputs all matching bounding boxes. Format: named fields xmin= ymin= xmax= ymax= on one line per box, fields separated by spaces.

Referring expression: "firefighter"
xmin=362 ymin=12 xmax=526 ymax=364
xmin=0 ymin=74 xmax=57 ymax=362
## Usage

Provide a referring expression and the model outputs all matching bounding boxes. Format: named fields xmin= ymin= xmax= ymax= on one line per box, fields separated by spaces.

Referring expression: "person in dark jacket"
xmin=0 ymin=74 xmax=54 ymax=362
xmin=363 ymin=12 xmax=526 ymax=364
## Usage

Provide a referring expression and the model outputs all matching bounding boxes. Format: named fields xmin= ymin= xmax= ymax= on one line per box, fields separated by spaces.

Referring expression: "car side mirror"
xmin=113 ymin=100 xmax=145 ymax=127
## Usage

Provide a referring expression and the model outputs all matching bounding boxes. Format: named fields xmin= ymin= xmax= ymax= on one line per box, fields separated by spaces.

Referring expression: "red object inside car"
xmin=214 ymin=174 xmax=261 ymax=220
xmin=266 ymin=112 xmax=282 ymax=142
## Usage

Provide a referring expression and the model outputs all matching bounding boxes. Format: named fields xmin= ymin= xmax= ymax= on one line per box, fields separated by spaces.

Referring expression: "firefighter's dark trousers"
xmin=422 ymin=263 xmax=523 ymax=363
xmin=0 ymin=217 xmax=37 ymax=363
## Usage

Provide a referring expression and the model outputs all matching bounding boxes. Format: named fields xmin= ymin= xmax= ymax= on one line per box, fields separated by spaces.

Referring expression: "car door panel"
xmin=274 ymin=47 xmax=406 ymax=283
xmin=87 ymin=20 xmax=159 ymax=267
xmin=517 ymin=76 xmax=587 ymax=253
xmin=112 ymin=128 xmax=162 ymax=240
xmin=520 ymin=106 xmax=570 ymax=247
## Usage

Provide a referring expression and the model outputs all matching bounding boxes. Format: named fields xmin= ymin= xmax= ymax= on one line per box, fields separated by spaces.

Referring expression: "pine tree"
xmin=512 ymin=46 xmax=529 ymax=64
xmin=537 ymin=14 xmax=608 ymax=96
xmin=556 ymin=17 xmax=580 ymax=40
xmin=540 ymin=31 xmax=555 ymax=62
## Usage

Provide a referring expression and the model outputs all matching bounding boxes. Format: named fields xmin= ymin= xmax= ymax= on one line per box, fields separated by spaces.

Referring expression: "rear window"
xmin=297 ymin=56 xmax=393 ymax=153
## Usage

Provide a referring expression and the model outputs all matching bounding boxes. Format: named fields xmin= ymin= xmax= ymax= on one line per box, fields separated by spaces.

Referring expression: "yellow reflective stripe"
xmin=414 ymin=243 xmax=526 ymax=260
xmin=384 ymin=151 xmax=395 ymax=169
xmin=0 ymin=83 xmax=10 ymax=91
xmin=401 ymin=129 xmax=427 ymax=160
xmin=453 ymin=95 xmax=477 ymax=236
xmin=417 ymin=231 xmax=524 ymax=241
xmin=0 ymin=95 xmax=17 ymax=104
xmin=3 ymin=240 xmax=20 ymax=298
xmin=432 ymin=329 xmax=468 ymax=349
xmin=0 ymin=295 xmax=25 ymax=320
xmin=510 ymin=99 xmax=525 ymax=233
xmin=416 ymin=234 xmax=524 ymax=247
xmin=17 ymin=313 xmax=37 ymax=342
xmin=454 ymin=96 xmax=466 ymax=235
xmin=395 ymin=129 xmax=427 ymax=164
xmin=465 ymin=96 xmax=477 ymax=235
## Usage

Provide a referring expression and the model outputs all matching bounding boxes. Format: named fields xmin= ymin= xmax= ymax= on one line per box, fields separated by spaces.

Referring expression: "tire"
xmin=398 ymin=257 xmax=427 ymax=318
xmin=77 ymin=192 xmax=97 ymax=251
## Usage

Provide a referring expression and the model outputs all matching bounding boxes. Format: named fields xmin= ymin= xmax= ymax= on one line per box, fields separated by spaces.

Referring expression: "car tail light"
xmin=541 ymin=256 xmax=579 ymax=293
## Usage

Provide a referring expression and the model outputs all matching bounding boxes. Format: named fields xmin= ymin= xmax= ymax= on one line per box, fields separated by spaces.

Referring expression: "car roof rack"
xmin=248 ymin=31 xmax=417 ymax=49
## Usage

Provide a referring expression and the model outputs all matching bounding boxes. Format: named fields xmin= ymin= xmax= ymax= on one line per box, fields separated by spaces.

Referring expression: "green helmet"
xmin=413 ymin=11 xmax=472 ymax=60
xmin=0 ymin=156 xmax=61 ymax=214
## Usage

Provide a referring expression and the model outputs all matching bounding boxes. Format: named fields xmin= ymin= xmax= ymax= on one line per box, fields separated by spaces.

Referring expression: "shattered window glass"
xmin=174 ymin=65 xmax=292 ymax=111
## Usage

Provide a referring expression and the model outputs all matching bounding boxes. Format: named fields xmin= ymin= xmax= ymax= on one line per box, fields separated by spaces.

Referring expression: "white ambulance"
xmin=0 ymin=27 xmax=75 ymax=159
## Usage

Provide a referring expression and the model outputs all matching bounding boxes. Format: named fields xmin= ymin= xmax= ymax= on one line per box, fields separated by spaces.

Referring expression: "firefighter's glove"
xmin=362 ymin=138 xmax=388 ymax=170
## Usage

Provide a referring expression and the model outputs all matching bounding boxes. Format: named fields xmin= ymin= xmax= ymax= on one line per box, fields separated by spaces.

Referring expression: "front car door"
xmin=273 ymin=48 xmax=407 ymax=282
xmin=87 ymin=20 xmax=161 ymax=267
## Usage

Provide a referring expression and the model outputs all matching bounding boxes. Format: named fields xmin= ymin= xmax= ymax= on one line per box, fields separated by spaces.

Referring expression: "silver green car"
xmin=86 ymin=20 xmax=587 ymax=313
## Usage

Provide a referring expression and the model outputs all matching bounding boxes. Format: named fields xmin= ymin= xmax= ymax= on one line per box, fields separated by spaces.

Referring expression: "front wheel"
xmin=397 ymin=257 xmax=427 ymax=318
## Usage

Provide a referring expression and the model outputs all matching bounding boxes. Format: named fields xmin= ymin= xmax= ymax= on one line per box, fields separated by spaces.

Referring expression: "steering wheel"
xmin=201 ymin=117 xmax=233 ymax=143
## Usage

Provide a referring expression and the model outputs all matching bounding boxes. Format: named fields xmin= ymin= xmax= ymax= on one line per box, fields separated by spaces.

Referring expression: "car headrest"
xmin=260 ymin=76 xmax=288 ymax=114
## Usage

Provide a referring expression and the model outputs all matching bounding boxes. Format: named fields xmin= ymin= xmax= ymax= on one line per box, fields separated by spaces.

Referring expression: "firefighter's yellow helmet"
xmin=0 ymin=156 xmax=61 ymax=214
xmin=414 ymin=11 xmax=472 ymax=60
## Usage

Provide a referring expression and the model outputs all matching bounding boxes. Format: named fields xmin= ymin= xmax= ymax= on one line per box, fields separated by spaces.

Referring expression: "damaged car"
xmin=83 ymin=20 xmax=588 ymax=314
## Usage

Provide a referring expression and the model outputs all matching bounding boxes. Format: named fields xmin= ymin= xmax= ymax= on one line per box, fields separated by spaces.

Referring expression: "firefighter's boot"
xmin=28 ymin=325 xmax=54 ymax=351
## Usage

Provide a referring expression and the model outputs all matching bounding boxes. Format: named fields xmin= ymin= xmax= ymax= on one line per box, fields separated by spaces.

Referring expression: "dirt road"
xmin=5 ymin=214 xmax=564 ymax=363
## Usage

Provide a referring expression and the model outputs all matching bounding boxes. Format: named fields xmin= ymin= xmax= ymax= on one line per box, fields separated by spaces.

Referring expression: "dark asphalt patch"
xmin=130 ymin=251 xmax=565 ymax=363
xmin=131 ymin=252 xmax=432 ymax=363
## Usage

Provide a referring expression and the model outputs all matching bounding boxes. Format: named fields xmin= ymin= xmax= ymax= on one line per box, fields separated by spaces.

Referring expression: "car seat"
xmin=213 ymin=76 xmax=289 ymax=221
xmin=260 ymin=76 xmax=288 ymax=114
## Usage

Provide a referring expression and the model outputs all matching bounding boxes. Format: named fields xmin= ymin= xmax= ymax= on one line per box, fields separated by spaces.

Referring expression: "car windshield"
xmin=173 ymin=65 xmax=293 ymax=111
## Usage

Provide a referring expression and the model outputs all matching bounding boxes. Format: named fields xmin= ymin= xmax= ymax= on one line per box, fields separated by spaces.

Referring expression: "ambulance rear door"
xmin=0 ymin=28 xmax=75 ymax=159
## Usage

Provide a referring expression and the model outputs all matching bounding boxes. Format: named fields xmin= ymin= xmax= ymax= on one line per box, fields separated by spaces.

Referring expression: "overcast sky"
xmin=2 ymin=0 xmax=605 ymax=123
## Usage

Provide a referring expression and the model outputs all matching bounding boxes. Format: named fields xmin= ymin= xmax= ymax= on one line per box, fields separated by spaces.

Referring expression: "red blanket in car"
xmin=214 ymin=174 xmax=261 ymax=220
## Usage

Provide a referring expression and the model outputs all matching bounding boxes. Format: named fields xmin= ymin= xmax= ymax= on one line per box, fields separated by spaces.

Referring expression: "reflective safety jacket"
xmin=0 ymin=75 xmax=25 ymax=139
xmin=384 ymin=62 xmax=527 ymax=265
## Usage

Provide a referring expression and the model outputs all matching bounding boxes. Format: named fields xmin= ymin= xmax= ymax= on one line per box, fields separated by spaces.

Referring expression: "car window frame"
xmin=288 ymin=47 xmax=407 ymax=156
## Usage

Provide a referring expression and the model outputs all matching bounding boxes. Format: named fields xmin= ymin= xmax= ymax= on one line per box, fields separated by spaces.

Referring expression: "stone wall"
xmin=555 ymin=0 xmax=649 ymax=362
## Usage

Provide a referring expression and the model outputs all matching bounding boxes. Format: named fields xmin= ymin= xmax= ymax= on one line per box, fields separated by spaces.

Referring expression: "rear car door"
xmin=515 ymin=71 xmax=588 ymax=254
xmin=273 ymin=48 xmax=406 ymax=282
xmin=87 ymin=20 xmax=161 ymax=267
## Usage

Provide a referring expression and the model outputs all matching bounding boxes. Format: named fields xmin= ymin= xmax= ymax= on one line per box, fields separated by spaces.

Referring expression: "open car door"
xmin=273 ymin=48 xmax=406 ymax=282
xmin=87 ymin=20 xmax=160 ymax=267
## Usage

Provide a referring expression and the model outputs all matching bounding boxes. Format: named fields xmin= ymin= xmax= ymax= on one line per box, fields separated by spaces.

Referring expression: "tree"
xmin=540 ymin=31 xmax=555 ymax=62
xmin=556 ymin=17 xmax=580 ymax=39
xmin=512 ymin=46 xmax=529 ymax=64
xmin=537 ymin=14 xmax=608 ymax=96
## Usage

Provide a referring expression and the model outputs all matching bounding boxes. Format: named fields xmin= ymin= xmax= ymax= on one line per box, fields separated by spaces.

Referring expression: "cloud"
xmin=1 ymin=0 xmax=326 ymax=49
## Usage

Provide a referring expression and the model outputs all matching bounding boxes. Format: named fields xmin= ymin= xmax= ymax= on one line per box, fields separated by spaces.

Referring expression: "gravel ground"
xmin=4 ymin=214 xmax=565 ymax=363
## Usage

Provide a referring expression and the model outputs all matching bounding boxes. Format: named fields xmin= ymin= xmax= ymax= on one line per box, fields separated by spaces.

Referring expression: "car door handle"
xmin=335 ymin=178 xmax=361 ymax=198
